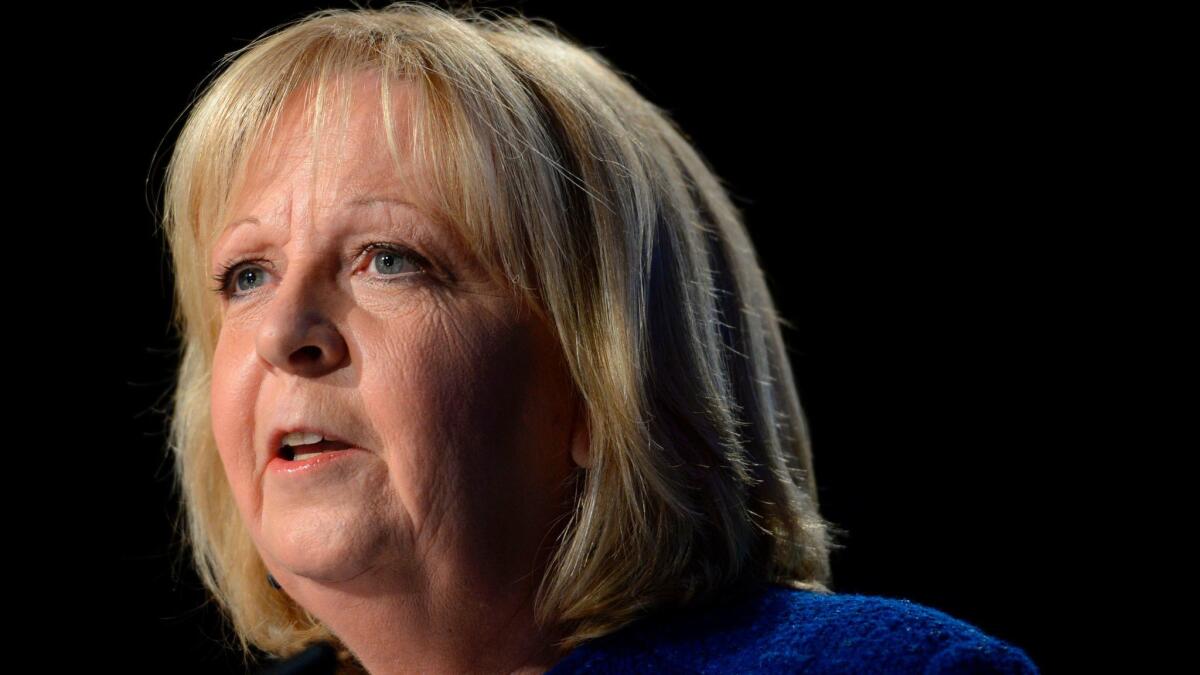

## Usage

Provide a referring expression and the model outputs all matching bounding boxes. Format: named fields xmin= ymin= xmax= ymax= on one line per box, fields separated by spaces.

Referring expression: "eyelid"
xmin=212 ymin=240 xmax=435 ymax=300
xmin=354 ymin=241 xmax=431 ymax=274
xmin=211 ymin=256 xmax=278 ymax=299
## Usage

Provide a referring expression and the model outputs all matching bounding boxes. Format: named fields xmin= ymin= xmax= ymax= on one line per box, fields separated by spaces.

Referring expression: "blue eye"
xmin=369 ymin=246 xmax=424 ymax=276
xmin=210 ymin=241 xmax=431 ymax=301
xmin=211 ymin=260 xmax=273 ymax=299
xmin=233 ymin=267 xmax=269 ymax=292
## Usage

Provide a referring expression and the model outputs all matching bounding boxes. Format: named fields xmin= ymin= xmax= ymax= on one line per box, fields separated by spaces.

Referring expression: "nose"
xmin=255 ymin=265 xmax=350 ymax=378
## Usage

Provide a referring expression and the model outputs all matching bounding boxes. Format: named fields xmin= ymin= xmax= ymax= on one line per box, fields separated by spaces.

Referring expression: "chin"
xmin=258 ymin=504 xmax=398 ymax=583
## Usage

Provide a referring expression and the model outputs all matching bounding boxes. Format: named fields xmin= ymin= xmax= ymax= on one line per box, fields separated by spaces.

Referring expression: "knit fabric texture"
xmin=545 ymin=583 xmax=1038 ymax=673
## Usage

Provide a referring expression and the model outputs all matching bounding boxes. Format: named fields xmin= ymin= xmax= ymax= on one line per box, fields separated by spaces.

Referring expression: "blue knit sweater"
xmin=545 ymin=583 xmax=1038 ymax=673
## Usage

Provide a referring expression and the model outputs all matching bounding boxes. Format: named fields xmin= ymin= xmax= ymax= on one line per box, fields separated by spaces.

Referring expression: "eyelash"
xmin=210 ymin=241 xmax=431 ymax=300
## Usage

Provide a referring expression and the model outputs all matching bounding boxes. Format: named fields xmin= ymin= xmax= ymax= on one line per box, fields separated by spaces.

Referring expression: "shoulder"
xmin=548 ymin=583 xmax=1039 ymax=674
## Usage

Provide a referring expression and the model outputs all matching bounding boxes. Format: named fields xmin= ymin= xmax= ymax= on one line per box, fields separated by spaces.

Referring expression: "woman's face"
xmin=209 ymin=73 xmax=585 ymax=597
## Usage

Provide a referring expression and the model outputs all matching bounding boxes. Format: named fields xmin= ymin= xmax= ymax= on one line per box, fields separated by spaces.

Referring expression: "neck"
xmin=286 ymin=563 xmax=570 ymax=674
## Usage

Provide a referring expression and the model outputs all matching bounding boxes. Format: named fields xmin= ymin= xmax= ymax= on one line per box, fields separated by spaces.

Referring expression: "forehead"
xmin=226 ymin=72 xmax=424 ymax=217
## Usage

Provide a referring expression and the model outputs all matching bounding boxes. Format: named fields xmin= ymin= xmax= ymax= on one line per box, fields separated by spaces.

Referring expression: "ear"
xmin=569 ymin=394 xmax=592 ymax=470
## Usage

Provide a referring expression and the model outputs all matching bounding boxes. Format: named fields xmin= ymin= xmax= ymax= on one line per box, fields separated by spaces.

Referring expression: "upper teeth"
xmin=282 ymin=431 xmax=324 ymax=447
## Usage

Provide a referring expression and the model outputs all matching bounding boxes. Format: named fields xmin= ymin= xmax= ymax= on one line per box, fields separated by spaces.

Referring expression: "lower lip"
xmin=268 ymin=448 xmax=365 ymax=475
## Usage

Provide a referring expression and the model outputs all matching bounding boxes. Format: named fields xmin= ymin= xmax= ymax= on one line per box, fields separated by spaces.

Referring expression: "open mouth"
xmin=280 ymin=440 xmax=354 ymax=461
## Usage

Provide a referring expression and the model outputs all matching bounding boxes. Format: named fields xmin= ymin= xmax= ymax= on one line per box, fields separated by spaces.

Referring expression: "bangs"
xmin=191 ymin=45 xmax=518 ymax=320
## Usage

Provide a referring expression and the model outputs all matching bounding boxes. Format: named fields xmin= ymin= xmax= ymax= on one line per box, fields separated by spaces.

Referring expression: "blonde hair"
xmin=158 ymin=3 xmax=845 ymax=672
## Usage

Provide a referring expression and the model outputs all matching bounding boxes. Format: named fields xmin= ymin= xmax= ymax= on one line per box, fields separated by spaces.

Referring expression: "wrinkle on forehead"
xmin=215 ymin=71 xmax=430 ymax=251
xmin=207 ymin=70 xmax=505 ymax=306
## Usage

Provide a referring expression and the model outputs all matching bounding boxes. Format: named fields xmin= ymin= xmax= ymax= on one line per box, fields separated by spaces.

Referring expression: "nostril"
xmin=295 ymin=345 xmax=321 ymax=360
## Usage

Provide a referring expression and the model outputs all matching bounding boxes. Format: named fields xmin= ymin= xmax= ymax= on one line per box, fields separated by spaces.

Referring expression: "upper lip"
xmin=267 ymin=424 xmax=360 ymax=459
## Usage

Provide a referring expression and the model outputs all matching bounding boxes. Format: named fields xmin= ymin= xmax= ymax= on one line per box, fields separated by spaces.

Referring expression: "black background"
xmin=27 ymin=1 xmax=1142 ymax=672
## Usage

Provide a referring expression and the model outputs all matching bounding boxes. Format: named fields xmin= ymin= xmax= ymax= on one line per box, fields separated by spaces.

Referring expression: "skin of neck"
xmin=281 ymin=553 xmax=570 ymax=674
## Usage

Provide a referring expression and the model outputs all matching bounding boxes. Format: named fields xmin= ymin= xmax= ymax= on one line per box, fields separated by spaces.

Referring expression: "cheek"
xmin=364 ymin=305 xmax=568 ymax=495
xmin=378 ymin=310 xmax=515 ymax=441
xmin=210 ymin=330 xmax=259 ymax=496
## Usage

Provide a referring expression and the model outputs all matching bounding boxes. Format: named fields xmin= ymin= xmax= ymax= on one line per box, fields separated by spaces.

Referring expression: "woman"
xmin=160 ymin=3 xmax=1038 ymax=673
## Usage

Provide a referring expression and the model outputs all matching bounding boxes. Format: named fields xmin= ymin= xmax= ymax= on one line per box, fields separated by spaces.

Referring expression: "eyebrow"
xmin=219 ymin=194 xmax=423 ymax=238
xmin=212 ymin=193 xmax=476 ymax=284
xmin=346 ymin=195 xmax=421 ymax=210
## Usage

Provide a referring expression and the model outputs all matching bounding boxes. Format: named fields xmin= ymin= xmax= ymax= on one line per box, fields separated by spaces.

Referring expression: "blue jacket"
xmin=546 ymin=583 xmax=1038 ymax=673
